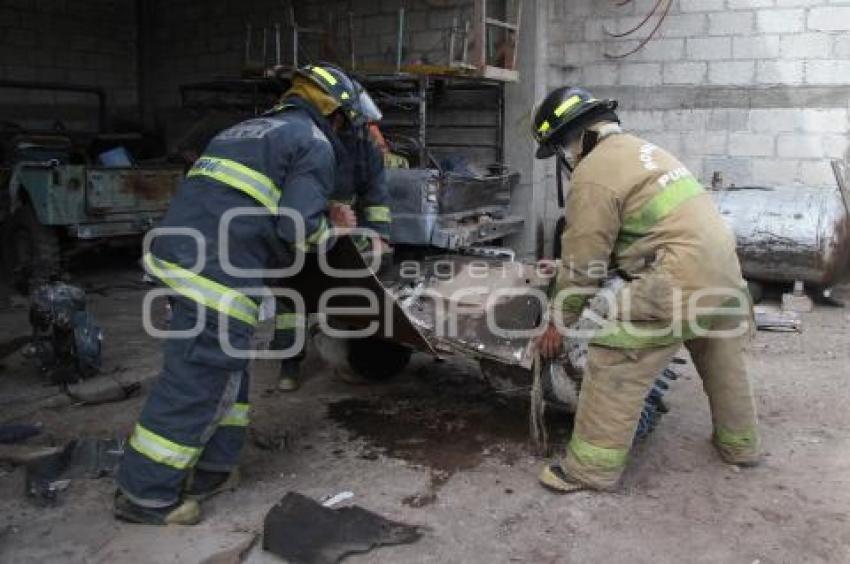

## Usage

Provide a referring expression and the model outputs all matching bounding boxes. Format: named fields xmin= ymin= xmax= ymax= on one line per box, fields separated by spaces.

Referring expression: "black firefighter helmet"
xmin=294 ymin=62 xmax=361 ymax=124
xmin=532 ymin=86 xmax=618 ymax=159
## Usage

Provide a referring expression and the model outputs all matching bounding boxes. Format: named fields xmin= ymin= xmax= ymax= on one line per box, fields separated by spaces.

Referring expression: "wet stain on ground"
xmin=328 ymin=361 xmax=573 ymax=507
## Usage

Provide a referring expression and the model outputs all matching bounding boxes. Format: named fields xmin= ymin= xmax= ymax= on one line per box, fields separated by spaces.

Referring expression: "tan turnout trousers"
xmin=564 ymin=315 xmax=759 ymax=489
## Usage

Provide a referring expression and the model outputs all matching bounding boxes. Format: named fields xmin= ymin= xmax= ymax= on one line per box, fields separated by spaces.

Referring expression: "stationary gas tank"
xmin=710 ymin=186 xmax=850 ymax=288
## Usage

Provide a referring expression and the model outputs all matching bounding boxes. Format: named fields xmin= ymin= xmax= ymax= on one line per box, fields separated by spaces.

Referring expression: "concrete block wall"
xmin=0 ymin=0 xmax=138 ymax=129
xmin=547 ymin=0 xmax=850 ymax=191
xmin=145 ymin=0 xmax=474 ymax=111
xmin=531 ymin=0 xmax=850 ymax=255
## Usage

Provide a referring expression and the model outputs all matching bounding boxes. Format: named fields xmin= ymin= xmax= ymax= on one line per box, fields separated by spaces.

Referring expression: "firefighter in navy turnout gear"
xmin=273 ymin=81 xmax=392 ymax=392
xmin=114 ymin=64 xmax=361 ymax=525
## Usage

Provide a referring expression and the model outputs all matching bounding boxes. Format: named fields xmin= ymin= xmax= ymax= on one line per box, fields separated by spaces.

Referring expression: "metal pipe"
xmin=396 ymin=7 xmax=405 ymax=72
xmin=275 ymin=23 xmax=281 ymax=66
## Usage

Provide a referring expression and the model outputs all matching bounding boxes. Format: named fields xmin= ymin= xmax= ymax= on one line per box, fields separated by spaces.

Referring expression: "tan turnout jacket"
xmin=553 ymin=132 xmax=747 ymax=348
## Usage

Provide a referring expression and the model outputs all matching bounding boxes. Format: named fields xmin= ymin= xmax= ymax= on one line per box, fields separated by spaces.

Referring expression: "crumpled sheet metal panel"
xmin=711 ymin=186 xmax=850 ymax=287
xmin=388 ymin=257 xmax=548 ymax=369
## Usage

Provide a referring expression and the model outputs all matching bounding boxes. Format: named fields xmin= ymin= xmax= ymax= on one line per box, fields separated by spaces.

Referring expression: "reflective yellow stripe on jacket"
xmin=188 ymin=156 xmax=282 ymax=213
xmin=129 ymin=424 xmax=200 ymax=470
xmin=143 ymin=253 xmax=259 ymax=326
xmin=219 ymin=402 xmax=250 ymax=427
xmin=365 ymin=205 xmax=391 ymax=223
xmin=616 ymin=175 xmax=704 ymax=253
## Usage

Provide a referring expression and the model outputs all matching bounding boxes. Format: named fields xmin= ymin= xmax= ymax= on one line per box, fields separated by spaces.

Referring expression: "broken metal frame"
xmin=361 ymin=73 xmax=506 ymax=168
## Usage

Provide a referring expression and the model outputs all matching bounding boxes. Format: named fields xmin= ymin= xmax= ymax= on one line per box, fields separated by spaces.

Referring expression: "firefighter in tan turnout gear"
xmin=531 ymin=86 xmax=761 ymax=493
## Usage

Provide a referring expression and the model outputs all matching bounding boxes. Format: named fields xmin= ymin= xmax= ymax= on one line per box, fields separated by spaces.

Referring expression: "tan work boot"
xmin=713 ymin=441 xmax=761 ymax=467
xmin=278 ymin=375 xmax=301 ymax=392
xmin=539 ymin=463 xmax=586 ymax=494
xmin=185 ymin=468 xmax=240 ymax=503
xmin=713 ymin=429 xmax=761 ymax=467
xmin=113 ymin=491 xmax=201 ymax=525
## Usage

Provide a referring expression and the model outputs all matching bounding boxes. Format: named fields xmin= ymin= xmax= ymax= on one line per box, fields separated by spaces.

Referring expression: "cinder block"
xmin=800 ymin=109 xmax=848 ymax=133
xmin=663 ymin=109 xmax=709 ymax=131
xmin=702 ymin=156 xmax=754 ymax=186
xmin=749 ymin=108 xmax=802 ymax=133
xmin=658 ymin=14 xmax=708 ymax=38
xmin=805 ymin=59 xmax=850 ymax=85
xmin=733 ymin=36 xmax=780 ymax=59
xmin=708 ymin=11 xmax=755 ymax=35
xmin=799 ymin=160 xmax=840 ymax=187
xmin=619 ymin=63 xmax=661 ymax=86
xmin=410 ymin=30 xmax=445 ymax=53
xmin=679 ymin=0 xmax=724 ymax=12
xmin=619 ymin=110 xmax=666 ymax=132
xmin=686 ymin=36 xmax=731 ymax=60
xmin=777 ymin=134 xmax=825 ymax=159
xmin=775 ymin=0 xmax=823 ymax=6
xmin=751 ymin=158 xmax=800 ymax=185
xmin=427 ymin=8 xmax=457 ymax=30
xmin=728 ymin=0 xmax=772 ymax=7
xmin=707 ymin=109 xmax=749 ymax=132
xmin=779 ymin=32 xmax=832 ymax=58
xmin=366 ymin=14 xmax=397 ymax=36
xmin=663 ymin=62 xmax=707 ymax=84
xmin=631 ymin=39 xmax=685 ymax=62
xmin=834 ymin=35 xmax=850 ymax=59
xmin=729 ymin=133 xmax=775 ymax=157
xmin=708 ymin=61 xmax=755 ymax=85
xmin=808 ymin=6 xmax=850 ymax=32
xmin=756 ymin=60 xmax=805 ymax=84
xmin=822 ymin=134 xmax=849 ymax=159
xmin=684 ymin=132 xmax=728 ymax=155
xmin=646 ymin=132 xmax=683 ymax=156
xmin=757 ymin=9 xmax=805 ymax=33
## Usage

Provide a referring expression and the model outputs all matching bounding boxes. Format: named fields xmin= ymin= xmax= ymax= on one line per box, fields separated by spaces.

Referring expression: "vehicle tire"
xmin=746 ymin=280 xmax=764 ymax=305
xmin=347 ymin=336 xmax=412 ymax=381
xmin=2 ymin=203 xmax=61 ymax=293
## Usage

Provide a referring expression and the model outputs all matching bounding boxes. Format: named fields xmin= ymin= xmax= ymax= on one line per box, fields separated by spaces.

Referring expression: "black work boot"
xmin=113 ymin=491 xmax=200 ymax=525
xmin=185 ymin=468 xmax=240 ymax=503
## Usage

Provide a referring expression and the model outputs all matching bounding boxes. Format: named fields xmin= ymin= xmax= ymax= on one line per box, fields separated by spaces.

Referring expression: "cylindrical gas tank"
xmin=710 ymin=186 xmax=850 ymax=288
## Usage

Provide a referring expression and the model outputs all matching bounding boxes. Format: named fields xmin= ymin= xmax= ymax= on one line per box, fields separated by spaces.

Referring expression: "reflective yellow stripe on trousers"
xmin=129 ymin=424 xmax=200 ymax=470
xmin=188 ymin=156 xmax=281 ymax=213
xmin=219 ymin=403 xmax=251 ymax=427
xmin=275 ymin=312 xmax=305 ymax=330
xmin=143 ymin=253 xmax=259 ymax=326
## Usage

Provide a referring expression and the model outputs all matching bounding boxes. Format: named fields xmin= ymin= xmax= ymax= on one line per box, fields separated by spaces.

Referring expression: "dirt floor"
xmin=0 ymin=264 xmax=849 ymax=563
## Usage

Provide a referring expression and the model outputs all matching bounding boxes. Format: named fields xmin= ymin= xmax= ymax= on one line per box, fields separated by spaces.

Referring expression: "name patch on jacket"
xmin=217 ymin=119 xmax=287 ymax=140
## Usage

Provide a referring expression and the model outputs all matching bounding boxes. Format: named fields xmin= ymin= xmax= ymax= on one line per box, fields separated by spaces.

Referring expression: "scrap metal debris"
xmin=23 ymin=282 xmax=103 ymax=384
xmin=24 ymin=438 xmax=124 ymax=505
xmin=754 ymin=306 xmax=803 ymax=333
xmin=0 ymin=423 xmax=42 ymax=444
xmin=263 ymin=492 xmax=424 ymax=564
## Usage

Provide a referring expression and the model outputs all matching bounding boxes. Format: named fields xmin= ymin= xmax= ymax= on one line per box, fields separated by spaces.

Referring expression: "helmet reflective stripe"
xmin=537 ymin=120 xmax=551 ymax=134
xmin=311 ymin=66 xmax=338 ymax=86
xmin=554 ymin=95 xmax=582 ymax=118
